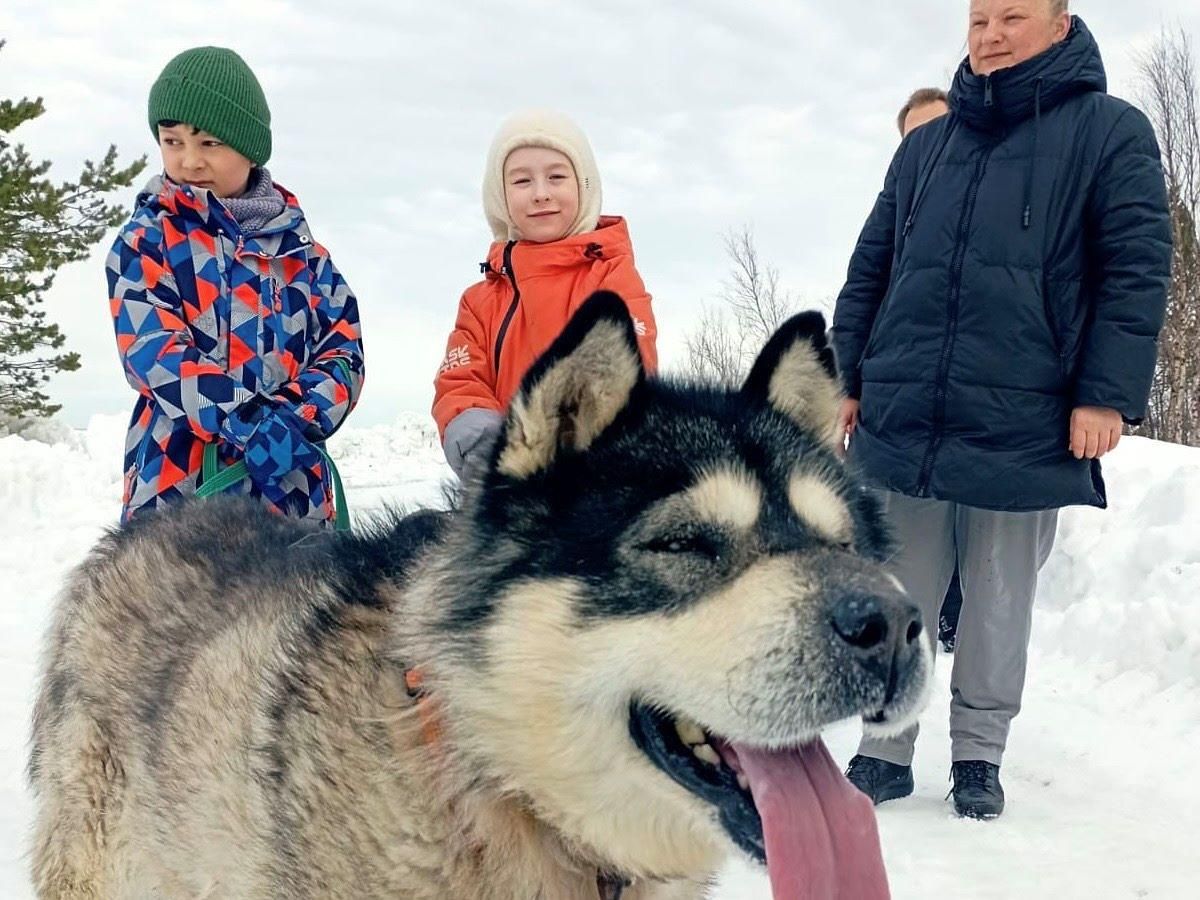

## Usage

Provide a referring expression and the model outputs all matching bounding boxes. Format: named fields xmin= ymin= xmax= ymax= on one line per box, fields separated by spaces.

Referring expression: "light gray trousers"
xmin=858 ymin=491 xmax=1058 ymax=767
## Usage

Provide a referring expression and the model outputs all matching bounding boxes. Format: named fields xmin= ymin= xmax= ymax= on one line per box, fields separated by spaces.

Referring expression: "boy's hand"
xmin=837 ymin=398 xmax=860 ymax=457
xmin=1069 ymin=406 xmax=1123 ymax=460
xmin=243 ymin=408 xmax=323 ymax=488
xmin=220 ymin=398 xmax=271 ymax=451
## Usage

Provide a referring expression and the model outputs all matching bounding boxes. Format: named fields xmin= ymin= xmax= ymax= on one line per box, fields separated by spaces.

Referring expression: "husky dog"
xmin=30 ymin=293 xmax=929 ymax=899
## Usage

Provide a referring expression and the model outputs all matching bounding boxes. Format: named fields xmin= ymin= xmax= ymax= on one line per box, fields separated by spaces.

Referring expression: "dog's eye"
xmin=641 ymin=535 xmax=722 ymax=560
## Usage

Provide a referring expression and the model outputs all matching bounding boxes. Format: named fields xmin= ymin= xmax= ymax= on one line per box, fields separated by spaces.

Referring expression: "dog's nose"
xmin=830 ymin=593 xmax=888 ymax=649
xmin=830 ymin=592 xmax=923 ymax=654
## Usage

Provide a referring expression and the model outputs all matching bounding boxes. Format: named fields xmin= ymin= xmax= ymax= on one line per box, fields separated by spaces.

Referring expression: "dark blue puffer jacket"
xmin=832 ymin=17 xmax=1172 ymax=511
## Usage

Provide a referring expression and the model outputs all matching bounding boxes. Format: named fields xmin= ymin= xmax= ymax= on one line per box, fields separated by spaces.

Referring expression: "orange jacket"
xmin=432 ymin=216 xmax=657 ymax=440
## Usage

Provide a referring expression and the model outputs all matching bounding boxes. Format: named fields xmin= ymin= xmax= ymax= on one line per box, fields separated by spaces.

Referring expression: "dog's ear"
xmin=741 ymin=311 xmax=844 ymax=450
xmin=496 ymin=291 xmax=644 ymax=479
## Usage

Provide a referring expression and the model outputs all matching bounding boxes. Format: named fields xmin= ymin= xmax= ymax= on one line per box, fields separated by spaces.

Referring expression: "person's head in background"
xmin=968 ymin=0 xmax=1072 ymax=77
xmin=897 ymin=88 xmax=950 ymax=138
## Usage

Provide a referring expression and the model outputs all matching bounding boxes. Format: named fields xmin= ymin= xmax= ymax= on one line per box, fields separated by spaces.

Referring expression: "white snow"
xmin=2 ymin=420 xmax=1198 ymax=899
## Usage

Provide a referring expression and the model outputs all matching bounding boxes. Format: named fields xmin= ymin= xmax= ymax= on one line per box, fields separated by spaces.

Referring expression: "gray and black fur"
xmin=29 ymin=292 xmax=929 ymax=899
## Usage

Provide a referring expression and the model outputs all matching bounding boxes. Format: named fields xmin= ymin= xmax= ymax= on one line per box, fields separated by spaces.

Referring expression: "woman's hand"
xmin=837 ymin=398 xmax=860 ymax=457
xmin=1069 ymin=406 xmax=1123 ymax=460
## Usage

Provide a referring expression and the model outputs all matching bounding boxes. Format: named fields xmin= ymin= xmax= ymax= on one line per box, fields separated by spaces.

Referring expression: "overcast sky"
xmin=3 ymin=0 xmax=1199 ymax=427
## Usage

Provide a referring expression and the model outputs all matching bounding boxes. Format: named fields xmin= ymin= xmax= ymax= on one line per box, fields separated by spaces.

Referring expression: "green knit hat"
xmin=148 ymin=47 xmax=272 ymax=165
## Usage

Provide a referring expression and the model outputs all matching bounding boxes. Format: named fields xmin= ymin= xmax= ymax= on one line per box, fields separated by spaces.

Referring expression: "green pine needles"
xmin=0 ymin=39 xmax=146 ymax=419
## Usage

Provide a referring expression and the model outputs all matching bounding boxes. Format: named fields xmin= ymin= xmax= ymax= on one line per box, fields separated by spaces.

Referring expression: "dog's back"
xmin=29 ymin=500 xmax=447 ymax=898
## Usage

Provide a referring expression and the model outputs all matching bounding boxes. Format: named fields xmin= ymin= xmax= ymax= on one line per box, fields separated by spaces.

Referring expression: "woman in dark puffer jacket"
xmin=833 ymin=1 xmax=1172 ymax=819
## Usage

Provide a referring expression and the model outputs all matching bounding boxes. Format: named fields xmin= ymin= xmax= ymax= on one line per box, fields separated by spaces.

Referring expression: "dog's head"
xmin=419 ymin=292 xmax=930 ymax=888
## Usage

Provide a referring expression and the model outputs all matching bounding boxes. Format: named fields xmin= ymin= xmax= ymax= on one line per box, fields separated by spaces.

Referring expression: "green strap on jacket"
xmin=196 ymin=441 xmax=351 ymax=532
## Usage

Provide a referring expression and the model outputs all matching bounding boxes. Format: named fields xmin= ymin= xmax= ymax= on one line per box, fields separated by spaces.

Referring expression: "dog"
xmin=29 ymin=292 xmax=929 ymax=899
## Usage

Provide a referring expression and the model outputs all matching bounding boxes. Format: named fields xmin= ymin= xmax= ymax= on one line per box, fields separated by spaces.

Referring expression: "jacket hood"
xmin=949 ymin=16 xmax=1107 ymax=133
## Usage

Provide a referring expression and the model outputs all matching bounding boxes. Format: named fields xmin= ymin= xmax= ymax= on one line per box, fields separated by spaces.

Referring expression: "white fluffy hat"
xmin=482 ymin=109 xmax=602 ymax=242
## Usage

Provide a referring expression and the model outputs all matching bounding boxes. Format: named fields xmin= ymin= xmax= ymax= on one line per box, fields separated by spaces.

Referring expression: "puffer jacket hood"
xmin=950 ymin=17 xmax=1106 ymax=133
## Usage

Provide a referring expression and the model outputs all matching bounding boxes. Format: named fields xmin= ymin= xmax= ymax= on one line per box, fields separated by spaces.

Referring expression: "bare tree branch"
xmin=1135 ymin=25 xmax=1200 ymax=446
xmin=684 ymin=227 xmax=800 ymax=383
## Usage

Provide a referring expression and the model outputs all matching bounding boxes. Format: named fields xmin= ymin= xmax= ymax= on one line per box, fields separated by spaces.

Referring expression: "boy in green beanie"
xmin=108 ymin=46 xmax=365 ymax=524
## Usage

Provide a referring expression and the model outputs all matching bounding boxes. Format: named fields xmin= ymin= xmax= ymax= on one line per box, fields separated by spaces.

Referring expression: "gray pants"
xmin=858 ymin=491 xmax=1058 ymax=767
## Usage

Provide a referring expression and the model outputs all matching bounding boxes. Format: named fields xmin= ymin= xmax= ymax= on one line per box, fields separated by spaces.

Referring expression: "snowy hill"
xmin=2 ymin=418 xmax=1198 ymax=899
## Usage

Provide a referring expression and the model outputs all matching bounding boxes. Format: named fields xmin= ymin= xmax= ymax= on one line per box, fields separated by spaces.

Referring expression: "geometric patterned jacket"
xmin=107 ymin=174 xmax=365 ymax=524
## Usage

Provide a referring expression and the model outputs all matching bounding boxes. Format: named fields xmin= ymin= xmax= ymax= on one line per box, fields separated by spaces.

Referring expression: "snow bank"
xmin=1038 ymin=436 xmax=1200 ymax=691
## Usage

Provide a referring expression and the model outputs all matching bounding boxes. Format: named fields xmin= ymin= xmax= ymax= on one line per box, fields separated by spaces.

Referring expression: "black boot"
xmin=844 ymin=755 xmax=914 ymax=805
xmin=950 ymin=760 xmax=1005 ymax=819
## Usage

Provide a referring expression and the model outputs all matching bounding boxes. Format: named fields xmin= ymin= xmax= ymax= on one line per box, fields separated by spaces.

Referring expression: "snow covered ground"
xmin=2 ymin=417 xmax=1198 ymax=899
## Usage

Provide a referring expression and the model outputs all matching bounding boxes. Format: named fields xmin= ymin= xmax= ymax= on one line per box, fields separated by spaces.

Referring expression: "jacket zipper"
xmin=213 ymin=229 xmax=233 ymax=366
xmin=237 ymin=237 xmax=308 ymax=370
xmin=915 ymin=143 xmax=995 ymax=496
xmin=265 ymin=275 xmax=287 ymax=354
xmin=493 ymin=241 xmax=520 ymax=375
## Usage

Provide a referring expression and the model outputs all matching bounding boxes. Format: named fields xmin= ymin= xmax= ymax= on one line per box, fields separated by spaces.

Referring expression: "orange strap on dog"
xmin=404 ymin=667 xmax=444 ymax=747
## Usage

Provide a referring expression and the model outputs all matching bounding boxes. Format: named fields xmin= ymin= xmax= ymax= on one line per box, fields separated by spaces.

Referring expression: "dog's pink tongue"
xmin=728 ymin=739 xmax=890 ymax=900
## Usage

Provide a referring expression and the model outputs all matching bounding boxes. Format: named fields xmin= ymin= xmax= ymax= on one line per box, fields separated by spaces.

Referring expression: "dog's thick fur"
xmin=29 ymin=293 xmax=929 ymax=899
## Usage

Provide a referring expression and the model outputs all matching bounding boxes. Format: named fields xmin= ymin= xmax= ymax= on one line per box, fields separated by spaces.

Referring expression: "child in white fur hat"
xmin=432 ymin=110 xmax=657 ymax=476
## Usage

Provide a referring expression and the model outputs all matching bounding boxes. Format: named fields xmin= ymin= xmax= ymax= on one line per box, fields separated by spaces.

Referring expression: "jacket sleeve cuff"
xmin=842 ymin=368 xmax=863 ymax=401
xmin=1072 ymin=384 xmax=1144 ymax=427
xmin=443 ymin=408 xmax=505 ymax=477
